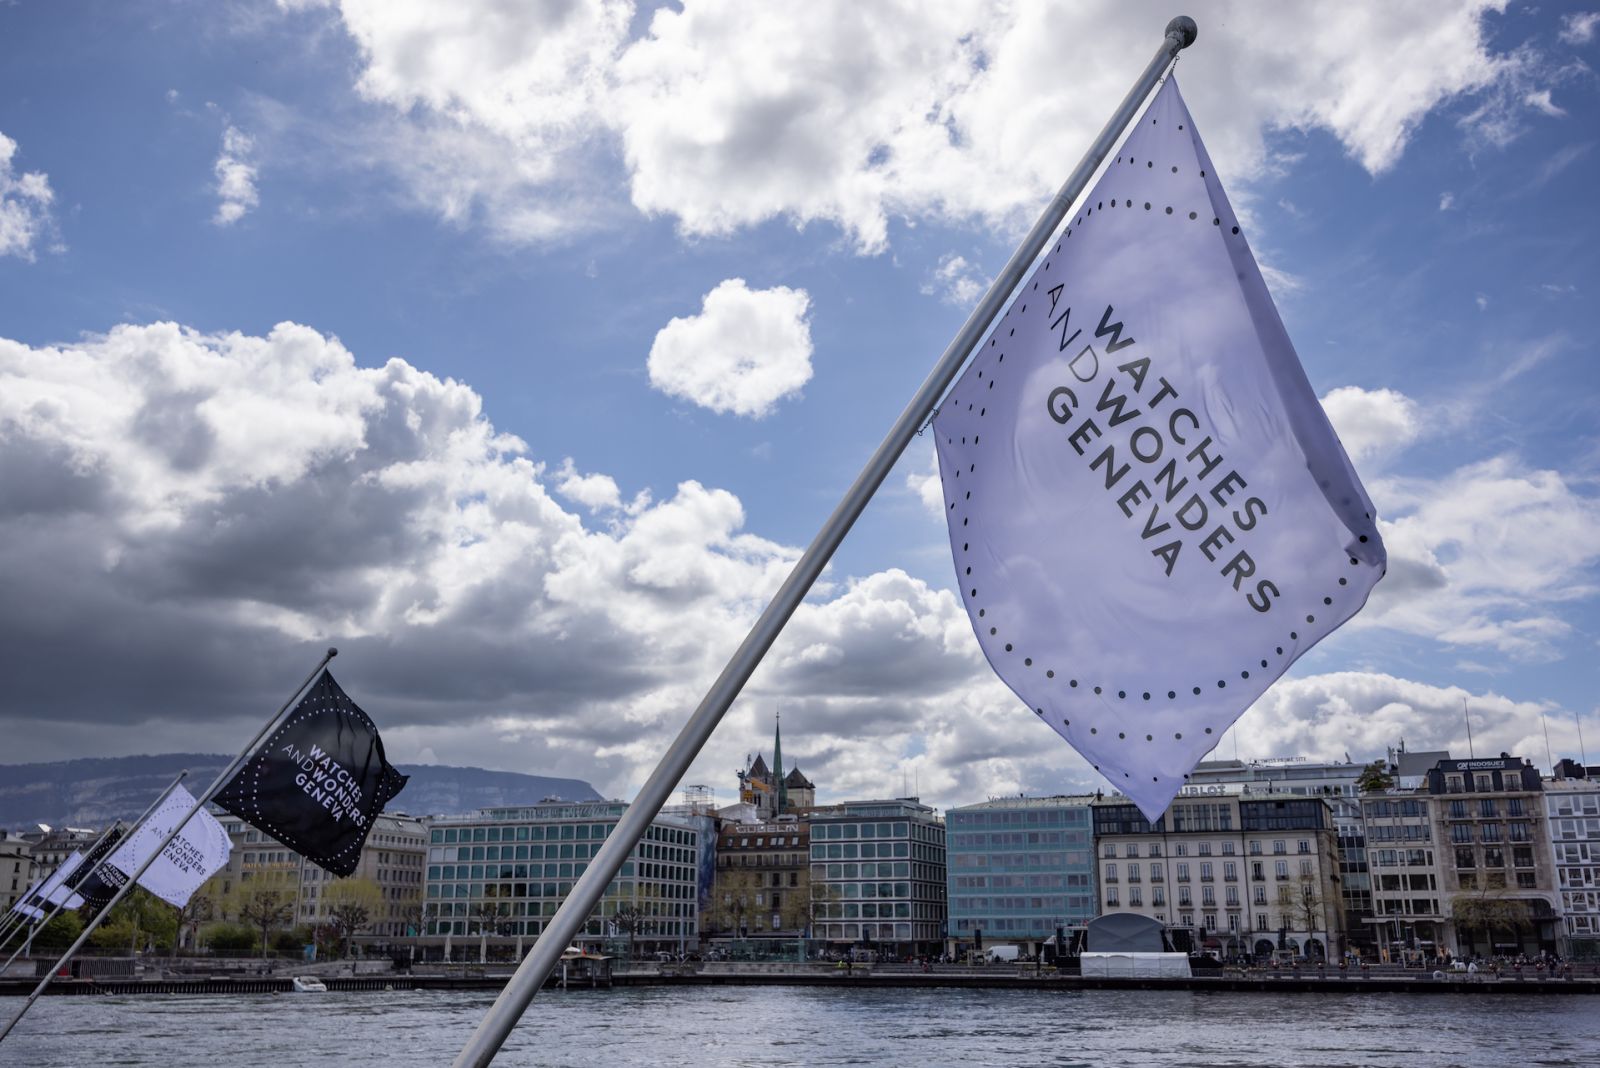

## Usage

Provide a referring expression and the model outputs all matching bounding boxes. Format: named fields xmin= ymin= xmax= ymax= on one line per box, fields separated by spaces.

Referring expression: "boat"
xmin=291 ymin=976 xmax=329 ymax=992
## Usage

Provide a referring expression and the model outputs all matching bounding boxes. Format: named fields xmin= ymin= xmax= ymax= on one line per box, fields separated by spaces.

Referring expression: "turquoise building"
xmin=945 ymin=795 xmax=1098 ymax=953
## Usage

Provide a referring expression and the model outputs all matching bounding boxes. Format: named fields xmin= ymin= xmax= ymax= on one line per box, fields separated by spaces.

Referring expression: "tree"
xmin=31 ymin=910 xmax=83 ymax=951
xmin=611 ymin=904 xmax=645 ymax=962
xmin=235 ymin=886 xmax=295 ymax=959
xmin=1293 ymin=875 xmax=1327 ymax=958
xmin=1356 ymin=761 xmax=1394 ymax=794
xmin=1451 ymin=893 xmax=1531 ymax=955
xmin=173 ymin=893 xmax=215 ymax=958
xmin=469 ymin=901 xmax=513 ymax=963
xmin=89 ymin=887 xmax=176 ymax=954
xmin=323 ymin=878 xmax=383 ymax=958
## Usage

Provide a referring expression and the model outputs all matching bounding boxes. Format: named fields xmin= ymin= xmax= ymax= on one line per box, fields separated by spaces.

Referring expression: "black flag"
xmin=215 ymin=670 xmax=408 ymax=877
xmin=69 ymin=824 xmax=129 ymax=913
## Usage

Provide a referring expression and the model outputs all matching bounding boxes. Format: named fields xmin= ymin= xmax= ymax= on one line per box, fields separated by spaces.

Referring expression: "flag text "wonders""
xmin=1043 ymin=297 xmax=1279 ymax=612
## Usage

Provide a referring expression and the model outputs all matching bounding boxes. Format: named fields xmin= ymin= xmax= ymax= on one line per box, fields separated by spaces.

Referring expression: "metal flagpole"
xmin=0 ymin=819 xmax=146 ymax=957
xmin=0 ymin=771 xmax=190 ymax=971
xmin=451 ymin=17 xmax=1199 ymax=1066
xmin=0 ymin=649 xmax=334 ymax=1045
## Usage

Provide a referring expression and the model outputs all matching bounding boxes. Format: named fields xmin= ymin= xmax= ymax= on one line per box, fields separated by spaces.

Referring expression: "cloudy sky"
xmin=2 ymin=1 xmax=1597 ymax=812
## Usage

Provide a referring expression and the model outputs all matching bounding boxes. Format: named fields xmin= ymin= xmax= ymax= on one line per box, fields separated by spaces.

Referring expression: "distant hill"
xmin=0 ymin=753 xmax=604 ymax=829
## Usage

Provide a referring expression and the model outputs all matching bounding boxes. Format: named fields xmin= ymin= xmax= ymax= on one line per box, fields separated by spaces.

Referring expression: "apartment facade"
xmin=1425 ymin=756 xmax=1561 ymax=957
xmin=1545 ymin=760 xmax=1600 ymax=959
xmin=1093 ymin=794 xmax=1344 ymax=959
xmin=423 ymin=801 xmax=701 ymax=959
xmin=808 ymin=799 xmax=945 ymax=956
xmin=945 ymin=795 xmax=1096 ymax=952
xmin=708 ymin=817 xmax=810 ymax=941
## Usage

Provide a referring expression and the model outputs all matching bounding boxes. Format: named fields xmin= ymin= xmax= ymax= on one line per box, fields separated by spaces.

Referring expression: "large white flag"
xmin=934 ymin=76 xmax=1385 ymax=821
xmin=105 ymin=785 xmax=233 ymax=907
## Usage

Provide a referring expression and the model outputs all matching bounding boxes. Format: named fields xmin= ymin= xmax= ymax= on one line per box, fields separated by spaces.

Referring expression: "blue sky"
xmin=1 ymin=1 xmax=1597 ymax=810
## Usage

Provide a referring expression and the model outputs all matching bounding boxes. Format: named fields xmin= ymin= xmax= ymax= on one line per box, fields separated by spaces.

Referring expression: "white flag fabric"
xmin=40 ymin=851 xmax=85 ymax=909
xmin=105 ymin=785 xmax=233 ymax=907
xmin=933 ymin=76 xmax=1385 ymax=821
xmin=10 ymin=874 xmax=48 ymax=915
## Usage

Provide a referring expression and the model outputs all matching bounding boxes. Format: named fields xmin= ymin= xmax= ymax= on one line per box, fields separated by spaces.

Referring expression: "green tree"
xmin=89 ymin=887 xmax=176 ymax=953
xmin=31 ymin=910 xmax=84 ymax=950
xmin=323 ymin=878 xmax=383 ymax=958
xmin=1356 ymin=761 xmax=1394 ymax=794
xmin=202 ymin=922 xmax=258 ymax=955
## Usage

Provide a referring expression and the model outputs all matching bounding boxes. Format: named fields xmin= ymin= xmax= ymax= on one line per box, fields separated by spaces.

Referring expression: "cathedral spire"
xmin=773 ymin=710 xmax=786 ymax=817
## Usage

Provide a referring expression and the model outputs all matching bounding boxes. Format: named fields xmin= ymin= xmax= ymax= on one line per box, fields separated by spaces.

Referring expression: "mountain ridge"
xmin=0 ymin=753 xmax=604 ymax=829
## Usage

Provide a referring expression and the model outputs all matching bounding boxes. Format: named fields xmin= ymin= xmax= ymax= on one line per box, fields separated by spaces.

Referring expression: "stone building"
xmin=298 ymin=813 xmax=427 ymax=944
xmin=708 ymin=818 xmax=809 ymax=946
xmin=1093 ymin=794 xmax=1344 ymax=960
xmin=1425 ymin=755 xmax=1561 ymax=957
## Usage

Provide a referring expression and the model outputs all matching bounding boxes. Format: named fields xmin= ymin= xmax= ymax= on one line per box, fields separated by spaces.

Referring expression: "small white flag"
xmin=933 ymin=76 xmax=1384 ymax=820
xmin=40 ymin=851 xmax=86 ymax=909
xmin=106 ymin=785 xmax=233 ymax=907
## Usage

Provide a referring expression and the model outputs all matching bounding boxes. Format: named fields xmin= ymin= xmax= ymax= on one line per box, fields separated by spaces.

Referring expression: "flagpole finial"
xmin=327 ymin=647 xmax=339 ymax=658
xmin=1166 ymin=16 xmax=1198 ymax=50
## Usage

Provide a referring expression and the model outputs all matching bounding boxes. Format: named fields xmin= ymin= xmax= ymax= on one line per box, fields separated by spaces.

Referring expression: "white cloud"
xmin=282 ymin=0 xmax=1539 ymax=249
xmin=1474 ymin=293 xmax=1488 ymax=311
xmin=1 ymin=319 xmax=1596 ymax=804
xmin=1237 ymin=672 xmax=1578 ymax=770
xmin=1439 ymin=191 xmax=1456 ymax=210
xmin=0 ymin=131 xmax=58 ymax=261
xmin=647 ymin=279 xmax=813 ymax=418
xmin=1320 ymin=385 xmax=1422 ymax=469
xmin=213 ymin=125 xmax=259 ymax=225
xmin=1365 ymin=457 xmax=1600 ymax=660
xmin=1558 ymin=12 xmax=1600 ymax=45
xmin=921 ymin=253 xmax=985 ymax=306
xmin=1524 ymin=88 xmax=1567 ymax=117
xmin=554 ymin=457 xmax=623 ymax=514
xmin=906 ymin=441 xmax=946 ymax=517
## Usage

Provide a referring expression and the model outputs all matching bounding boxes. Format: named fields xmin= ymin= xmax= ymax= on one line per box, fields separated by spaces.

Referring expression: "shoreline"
xmin=5 ymin=971 xmax=1598 ymax=998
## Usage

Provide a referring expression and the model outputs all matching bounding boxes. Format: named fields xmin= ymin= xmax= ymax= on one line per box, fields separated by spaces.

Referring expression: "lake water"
xmin=4 ymin=986 xmax=1599 ymax=1067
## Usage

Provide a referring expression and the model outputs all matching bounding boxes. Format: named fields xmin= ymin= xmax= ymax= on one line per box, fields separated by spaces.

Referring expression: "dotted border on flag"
xmin=938 ymin=136 xmax=1385 ymax=788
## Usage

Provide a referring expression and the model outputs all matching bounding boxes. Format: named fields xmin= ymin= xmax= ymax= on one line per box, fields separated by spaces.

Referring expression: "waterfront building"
xmin=1186 ymin=757 xmax=1374 ymax=953
xmin=1424 ymin=755 xmax=1561 ymax=957
xmin=18 ymin=825 xmax=97 ymax=883
xmin=423 ymin=801 xmax=701 ymax=960
xmin=1359 ymin=792 xmax=1445 ymax=963
xmin=1 ymin=833 xmax=30 ymax=913
xmin=1092 ymin=794 xmax=1344 ymax=959
xmin=945 ymin=795 xmax=1097 ymax=955
xmin=808 ymin=798 xmax=946 ymax=956
xmin=298 ymin=813 xmax=427 ymax=943
xmin=707 ymin=817 xmax=810 ymax=945
xmin=1545 ymin=759 xmax=1600 ymax=959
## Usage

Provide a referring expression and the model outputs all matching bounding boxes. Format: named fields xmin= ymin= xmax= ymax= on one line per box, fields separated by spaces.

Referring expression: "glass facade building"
xmin=808 ymin=799 xmax=945 ymax=955
xmin=945 ymin=795 xmax=1097 ymax=950
xmin=424 ymin=801 xmax=700 ymax=956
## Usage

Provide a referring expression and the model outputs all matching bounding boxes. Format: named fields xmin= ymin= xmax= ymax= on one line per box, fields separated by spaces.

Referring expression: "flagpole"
xmin=451 ymin=17 xmax=1199 ymax=1067
xmin=0 ymin=771 xmax=190 ymax=971
xmin=0 ymin=649 xmax=334 ymax=1045
xmin=0 ymin=840 xmax=101 ymax=958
